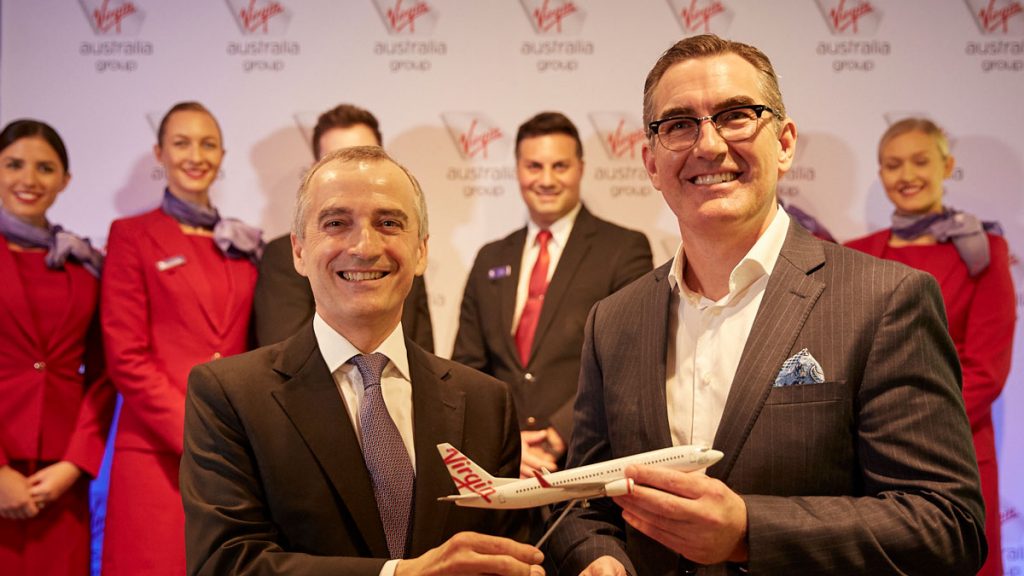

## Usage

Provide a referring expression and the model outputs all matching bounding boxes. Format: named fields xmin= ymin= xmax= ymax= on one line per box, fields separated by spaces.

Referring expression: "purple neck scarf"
xmin=891 ymin=207 xmax=1002 ymax=277
xmin=0 ymin=205 xmax=103 ymax=277
xmin=161 ymin=189 xmax=264 ymax=263
xmin=781 ymin=201 xmax=837 ymax=243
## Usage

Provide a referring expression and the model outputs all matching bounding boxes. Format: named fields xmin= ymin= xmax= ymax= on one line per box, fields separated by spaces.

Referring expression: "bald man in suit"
xmin=182 ymin=147 xmax=543 ymax=576
xmin=545 ymin=35 xmax=985 ymax=576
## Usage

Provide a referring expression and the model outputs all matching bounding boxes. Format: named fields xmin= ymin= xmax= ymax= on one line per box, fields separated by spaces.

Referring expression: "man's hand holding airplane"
xmin=519 ymin=428 xmax=565 ymax=478
xmin=615 ymin=464 xmax=748 ymax=566
xmin=395 ymin=532 xmax=545 ymax=576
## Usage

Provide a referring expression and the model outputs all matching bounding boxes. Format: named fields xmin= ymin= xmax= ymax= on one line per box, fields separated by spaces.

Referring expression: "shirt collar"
xmin=312 ymin=313 xmax=411 ymax=381
xmin=668 ymin=207 xmax=790 ymax=302
xmin=526 ymin=202 xmax=582 ymax=249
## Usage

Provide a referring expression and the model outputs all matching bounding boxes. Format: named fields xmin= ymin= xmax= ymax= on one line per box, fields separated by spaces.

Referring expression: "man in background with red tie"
xmin=180 ymin=146 xmax=543 ymax=575
xmin=453 ymin=112 xmax=652 ymax=478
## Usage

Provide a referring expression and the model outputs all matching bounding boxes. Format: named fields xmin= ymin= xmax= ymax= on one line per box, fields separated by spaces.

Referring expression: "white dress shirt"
xmin=511 ymin=202 xmax=582 ymax=335
xmin=665 ymin=208 xmax=790 ymax=449
xmin=313 ymin=314 xmax=415 ymax=572
xmin=313 ymin=313 xmax=416 ymax=468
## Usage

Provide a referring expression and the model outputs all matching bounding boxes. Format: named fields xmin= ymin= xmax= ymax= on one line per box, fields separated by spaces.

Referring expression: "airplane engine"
xmin=602 ymin=478 xmax=635 ymax=497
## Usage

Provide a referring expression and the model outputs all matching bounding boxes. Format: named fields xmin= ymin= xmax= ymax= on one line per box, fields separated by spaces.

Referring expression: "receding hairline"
xmin=293 ymin=146 xmax=428 ymax=240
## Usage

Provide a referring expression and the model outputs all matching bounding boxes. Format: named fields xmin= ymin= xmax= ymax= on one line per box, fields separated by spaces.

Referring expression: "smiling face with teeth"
xmin=154 ymin=109 xmax=224 ymax=207
xmin=292 ymin=154 xmax=428 ymax=350
xmin=642 ymin=53 xmax=796 ymax=244
xmin=0 ymin=136 xmax=70 ymax=228
xmin=878 ymin=130 xmax=952 ymax=217
xmin=516 ymin=133 xmax=584 ymax=228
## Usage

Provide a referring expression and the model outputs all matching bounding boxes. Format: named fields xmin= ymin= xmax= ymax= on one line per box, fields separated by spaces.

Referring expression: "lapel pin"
xmin=488 ymin=265 xmax=512 ymax=280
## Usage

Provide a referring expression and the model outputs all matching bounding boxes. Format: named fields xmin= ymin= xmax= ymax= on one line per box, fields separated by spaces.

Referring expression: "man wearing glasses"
xmin=544 ymin=35 xmax=985 ymax=575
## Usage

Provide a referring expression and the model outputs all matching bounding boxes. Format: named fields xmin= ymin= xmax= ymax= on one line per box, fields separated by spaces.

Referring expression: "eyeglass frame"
xmin=647 ymin=104 xmax=780 ymax=152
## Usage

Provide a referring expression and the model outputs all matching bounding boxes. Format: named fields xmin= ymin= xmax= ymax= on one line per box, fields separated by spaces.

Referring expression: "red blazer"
xmin=0 ymin=240 xmax=115 ymax=476
xmin=844 ymin=229 xmax=1015 ymax=462
xmin=101 ymin=208 xmax=257 ymax=455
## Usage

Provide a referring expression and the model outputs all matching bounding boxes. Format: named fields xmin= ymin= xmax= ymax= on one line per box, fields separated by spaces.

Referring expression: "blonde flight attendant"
xmin=846 ymin=118 xmax=1015 ymax=576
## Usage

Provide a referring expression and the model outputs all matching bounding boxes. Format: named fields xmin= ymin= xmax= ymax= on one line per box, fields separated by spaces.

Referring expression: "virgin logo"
xmin=829 ymin=0 xmax=874 ymax=33
xmin=387 ymin=0 xmax=431 ymax=33
xmin=92 ymin=0 xmax=137 ymax=34
xmin=443 ymin=447 xmax=496 ymax=502
xmin=590 ymin=112 xmax=646 ymax=160
xmin=977 ymin=0 xmax=1023 ymax=32
xmin=442 ymin=113 xmax=508 ymax=161
xmin=239 ymin=0 xmax=285 ymax=33
xmin=460 ymin=120 xmax=503 ymax=160
xmin=533 ymin=0 xmax=579 ymax=33
xmin=605 ymin=120 xmax=645 ymax=159
xmin=680 ymin=0 xmax=726 ymax=33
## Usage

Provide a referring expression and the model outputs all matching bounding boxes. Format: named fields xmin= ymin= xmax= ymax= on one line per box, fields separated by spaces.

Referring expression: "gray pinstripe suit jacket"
xmin=546 ymin=222 xmax=986 ymax=576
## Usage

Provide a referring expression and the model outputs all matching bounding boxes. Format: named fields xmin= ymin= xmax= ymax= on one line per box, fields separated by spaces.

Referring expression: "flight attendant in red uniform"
xmin=846 ymin=117 xmax=1015 ymax=576
xmin=100 ymin=102 xmax=262 ymax=576
xmin=0 ymin=119 xmax=115 ymax=576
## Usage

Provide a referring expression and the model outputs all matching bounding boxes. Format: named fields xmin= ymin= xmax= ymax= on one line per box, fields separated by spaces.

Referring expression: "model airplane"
xmin=436 ymin=442 xmax=724 ymax=510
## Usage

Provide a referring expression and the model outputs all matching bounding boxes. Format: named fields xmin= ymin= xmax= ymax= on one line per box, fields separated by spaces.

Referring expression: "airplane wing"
xmin=551 ymin=482 xmax=613 ymax=493
xmin=437 ymin=493 xmax=480 ymax=502
xmin=532 ymin=472 xmax=630 ymax=493
xmin=532 ymin=471 xmax=635 ymax=498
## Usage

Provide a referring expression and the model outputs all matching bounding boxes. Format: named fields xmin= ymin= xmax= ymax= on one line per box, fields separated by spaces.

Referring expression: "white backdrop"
xmin=2 ymin=0 xmax=1023 ymax=569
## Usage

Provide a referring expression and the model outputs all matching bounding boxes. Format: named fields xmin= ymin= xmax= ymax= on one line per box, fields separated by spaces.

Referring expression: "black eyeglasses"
xmin=648 ymin=105 xmax=779 ymax=152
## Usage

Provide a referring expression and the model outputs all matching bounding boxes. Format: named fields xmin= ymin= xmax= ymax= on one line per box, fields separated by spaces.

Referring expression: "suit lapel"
xmin=498 ymin=229 xmax=527 ymax=366
xmin=146 ymin=210 xmax=221 ymax=332
xmin=270 ymin=327 xmax=390 ymax=558
xmin=529 ymin=206 xmax=595 ymax=362
xmin=0 ymin=241 xmax=39 ymax=346
xmin=407 ymin=343 xmax=465 ymax=556
xmin=639 ymin=262 xmax=674 ymax=451
xmin=710 ymin=223 xmax=826 ymax=481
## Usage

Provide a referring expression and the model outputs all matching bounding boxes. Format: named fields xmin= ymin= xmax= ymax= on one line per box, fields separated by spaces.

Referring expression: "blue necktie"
xmin=350 ymin=353 xmax=415 ymax=558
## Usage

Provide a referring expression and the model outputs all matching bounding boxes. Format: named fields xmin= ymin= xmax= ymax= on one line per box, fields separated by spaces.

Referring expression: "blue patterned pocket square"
xmin=774 ymin=348 xmax=825 ymax=387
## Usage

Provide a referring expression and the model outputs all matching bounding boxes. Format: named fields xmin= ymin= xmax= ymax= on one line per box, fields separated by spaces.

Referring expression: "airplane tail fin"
xmin=436 ymin=443 xmax=515 ymax=497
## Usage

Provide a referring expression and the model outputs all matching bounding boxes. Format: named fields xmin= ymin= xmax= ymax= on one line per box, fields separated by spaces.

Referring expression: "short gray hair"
xmin=292 ymin=145 xmax=428 ymax=241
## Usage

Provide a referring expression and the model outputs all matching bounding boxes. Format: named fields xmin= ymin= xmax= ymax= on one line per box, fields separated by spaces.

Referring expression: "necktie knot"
xmin=350 ymin=353 xmax=389 ymax=390
xmin=536 ymin=229 xmax=552 ymax=247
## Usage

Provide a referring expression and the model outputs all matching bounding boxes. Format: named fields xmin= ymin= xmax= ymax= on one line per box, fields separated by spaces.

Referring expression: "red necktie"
xmin=515 ymin=230 xmax=552 ymax=366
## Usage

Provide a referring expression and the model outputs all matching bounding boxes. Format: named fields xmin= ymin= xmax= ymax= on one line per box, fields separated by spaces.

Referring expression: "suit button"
xmin=211 ymin=352 xmax=222 ymax=360
xmin=33 ymin=361 xmax=46 ymax=371
xmin=524 ymin=372 xmax=535 ymax=382
xmin=526 ymin=416 xmax=537 ymax=426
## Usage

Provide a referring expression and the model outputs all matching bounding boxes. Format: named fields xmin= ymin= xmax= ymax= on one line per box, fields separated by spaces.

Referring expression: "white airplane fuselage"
xmin=438 ymin=444 xmax=724 ymax=510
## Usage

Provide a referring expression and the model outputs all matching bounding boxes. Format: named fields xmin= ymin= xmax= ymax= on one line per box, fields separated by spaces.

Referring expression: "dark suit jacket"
xmin=546 ymin=222 xmax=986 ymax=575
xmin=181 ymin=325 xmax=526 ymax=576
xmin=452 ymin=205 xmax=652 ymax=440
xmin=252 ymin=234 xmax=434 ymax=351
